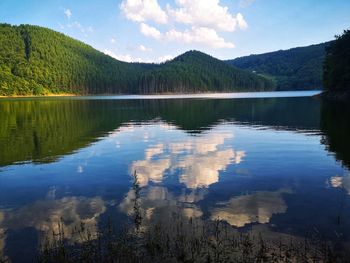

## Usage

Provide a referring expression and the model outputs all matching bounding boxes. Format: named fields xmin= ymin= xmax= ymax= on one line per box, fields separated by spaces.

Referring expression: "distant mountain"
xmin=0 ymin=24 xmax=274 ymax=96
xmin=226 ymin=42 xmax=332 ymax=90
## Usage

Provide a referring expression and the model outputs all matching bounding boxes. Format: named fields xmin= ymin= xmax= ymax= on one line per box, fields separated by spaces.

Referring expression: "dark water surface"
xmin=0 ymin=92 xmax=350 ymax=262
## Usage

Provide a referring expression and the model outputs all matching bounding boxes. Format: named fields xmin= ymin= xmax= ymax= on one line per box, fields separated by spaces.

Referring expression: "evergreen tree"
xmin=323 ymin=30 xmax=350 ymax=91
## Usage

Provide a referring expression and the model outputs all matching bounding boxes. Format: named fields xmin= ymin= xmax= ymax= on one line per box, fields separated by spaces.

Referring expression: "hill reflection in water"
xmin=1 ymin=95 xmax=350 ymax=262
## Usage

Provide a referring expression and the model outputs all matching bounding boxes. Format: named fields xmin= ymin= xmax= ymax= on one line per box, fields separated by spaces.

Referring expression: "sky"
xmin=0 ymin=0 xmax=349 ymax=63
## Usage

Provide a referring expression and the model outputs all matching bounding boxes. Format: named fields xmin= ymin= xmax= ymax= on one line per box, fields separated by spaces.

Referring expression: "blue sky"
xmin=0 ymin=0 xmax=349 ymax=62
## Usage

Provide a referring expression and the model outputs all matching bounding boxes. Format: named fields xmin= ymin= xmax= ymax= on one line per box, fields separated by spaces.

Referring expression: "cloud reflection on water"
xmin=128 ymin=128 xmax=245 ymax=189
xmin=210 ymin=189 xmax=290 ymax=227
xmin=0 ymin=195 xmax=106 ymax=251
xmin=117 ymin=124 xmax=248 ymax=230
xmin=330 ymin=174 xmax=350 ymax=194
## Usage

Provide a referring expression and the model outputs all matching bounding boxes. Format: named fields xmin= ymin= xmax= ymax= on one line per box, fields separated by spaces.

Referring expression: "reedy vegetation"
xmin=36 ymin=217 xmax=343 ymax=263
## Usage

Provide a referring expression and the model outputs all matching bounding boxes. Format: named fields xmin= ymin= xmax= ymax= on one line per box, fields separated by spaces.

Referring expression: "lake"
xmin=1 ymin=91 xmax=350 ymax=262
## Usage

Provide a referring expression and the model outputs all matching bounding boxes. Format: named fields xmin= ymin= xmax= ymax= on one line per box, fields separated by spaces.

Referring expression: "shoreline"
xmin=0 ymin=93 xmax=77 ymax=98
xmin=0 ymin=90 xmax=322 ymax=99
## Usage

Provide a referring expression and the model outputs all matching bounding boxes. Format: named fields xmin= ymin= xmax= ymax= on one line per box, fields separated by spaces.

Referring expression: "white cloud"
xmin=140 ymin=23 xmax=162 ymax=39
xmin=104 ymin=49 xmax=131 ymax=61
xmin=103 ymin=49 xmax=152 ymax=63
xmin=164 ymin=27 xmax=235 ymax=48
xmin=138 ymin=44 xmax=152 ymax=52
xmin=236 ymin=13 xmax=248 ymax=29
xmin=157 ymin=54 xmax=174 ymax=62
xmin=121 ymin=0 xmax=168 ymax=24
xmin=139 ymin=24 xmax=234 ymax=49
xmin=110 ymin=38 xmax=116 ymax=44
xmin=120 ymin=0 xmax=248 ymax=50
xmin=167 ymin=0 xmax=248 ymax=32
xmin=64 ymin=8 xmax=72 ymax=19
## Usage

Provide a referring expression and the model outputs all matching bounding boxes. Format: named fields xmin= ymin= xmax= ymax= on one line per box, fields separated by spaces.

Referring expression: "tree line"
xmin=323 ymin=30 xmax=350 ymax=92
xmin=0 ymin=24 xmax=275 ymax=96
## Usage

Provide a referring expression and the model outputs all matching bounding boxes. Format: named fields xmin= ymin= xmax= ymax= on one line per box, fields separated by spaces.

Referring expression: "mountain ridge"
xmin=226 ymin=42 xmax=332 ymax=90
xmin=0 ymin=23 xmax=274 ymax=96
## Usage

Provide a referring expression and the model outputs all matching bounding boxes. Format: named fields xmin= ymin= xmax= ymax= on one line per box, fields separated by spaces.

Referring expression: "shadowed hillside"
xmin=226 ymin=42 xmax=331 ymax=90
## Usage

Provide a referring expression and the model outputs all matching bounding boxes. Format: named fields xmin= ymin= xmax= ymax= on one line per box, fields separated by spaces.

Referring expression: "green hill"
xmin=138 ymin=50 xmax=274 ymax=93
xmin=226 ymin=42 xmax=331 ymax=90
xmin=0 ymin=23 xmax=275 ymax=96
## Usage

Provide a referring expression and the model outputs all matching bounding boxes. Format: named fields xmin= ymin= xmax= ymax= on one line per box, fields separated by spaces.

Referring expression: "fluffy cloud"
xmin=121 ymin=0 xmax=248 ymax=50
xmin=140 ymin=24 xmax=235 ymax=49
xmin=236 ymin=13 xmax=248 ymax=29
xmin=165 ymin=26 xmax=235 ymax=48
xmin=167 ymin=0 xmax=248 ymax=32
xmin=64 ymin=8 xmax=72 ymax=19
xmin=157 ymin=54 xmax=175 ymax=62
xmin=121 ymin=0 xmax=168 ymax=24
xmin=103 ymin=49 xmax=152 ymax=63
xmin=140 ymin=23 xmax=162 ymax=39
xmin=138 ymin=44 xmax=152 ymax=52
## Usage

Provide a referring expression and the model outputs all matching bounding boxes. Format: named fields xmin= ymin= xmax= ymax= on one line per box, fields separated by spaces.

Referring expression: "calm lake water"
xmin=0 ymin=91 xmax=350 ymax=262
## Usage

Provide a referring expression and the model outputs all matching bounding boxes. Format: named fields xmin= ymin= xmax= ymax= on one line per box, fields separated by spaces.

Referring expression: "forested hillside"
xmin=0 ymin=23 xmax=151 ymax=95
xmin=323 ymin=30 xmax=350 ymax=93
xmin=0 ymin=23 xmax=275 ymax=95
xmin=226 ymin=42 xmax=331 ymax=90
xmin=138 ymin=51 xmax=274 ymax=93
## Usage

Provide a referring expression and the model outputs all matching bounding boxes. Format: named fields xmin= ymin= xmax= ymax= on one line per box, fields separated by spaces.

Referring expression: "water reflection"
xmin=321 ymin=99 xmax=350 ymax=169
xmin=211 ymin=189 xmax=290 ymax=227
xmin=1 ymin=95 xmax=350 ymax=262
xmin=0 ymin=193 xmax=106 ymax=261
xmin=119 ymin=184 xmax=205 ymax=232
xmin=130 ymin=131 xmax=244 ymax=189
xmin=0 ymin=97 xmax=320 ymax=167
xmin=330 ymin=175 xmax=350 ymax=194
xmin=0 ymin=195 xmax=105 ymax=239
